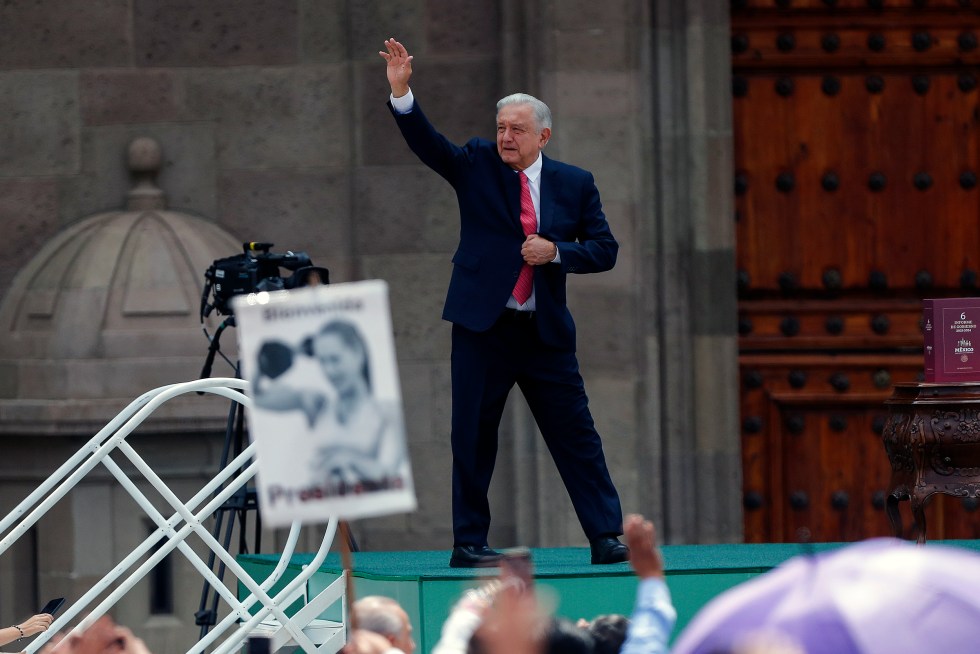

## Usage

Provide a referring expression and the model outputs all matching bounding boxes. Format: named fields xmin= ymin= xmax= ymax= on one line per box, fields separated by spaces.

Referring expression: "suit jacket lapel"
xmin=539 ymin=156 xmax=559 ymax=235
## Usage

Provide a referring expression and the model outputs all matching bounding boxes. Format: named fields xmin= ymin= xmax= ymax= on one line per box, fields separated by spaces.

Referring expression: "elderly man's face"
xmin=496 ymin=103 xmax=550 ymax=171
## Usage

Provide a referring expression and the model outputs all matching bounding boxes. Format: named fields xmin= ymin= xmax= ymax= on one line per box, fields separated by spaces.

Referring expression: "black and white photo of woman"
xmin=253 ymin=319 xmax=407 ymax=491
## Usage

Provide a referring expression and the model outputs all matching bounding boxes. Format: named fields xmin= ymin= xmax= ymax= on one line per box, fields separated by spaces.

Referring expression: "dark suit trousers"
xmin=450 ymin=314 xmax=624 ymax=546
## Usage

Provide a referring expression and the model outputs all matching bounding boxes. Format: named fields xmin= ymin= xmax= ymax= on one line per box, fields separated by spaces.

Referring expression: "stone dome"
xmin=0 ymin=138 xmax=242 ymax=435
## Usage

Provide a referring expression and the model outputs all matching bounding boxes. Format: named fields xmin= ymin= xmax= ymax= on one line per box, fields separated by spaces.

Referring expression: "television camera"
xmin=199 ymin=241 xmax=329 ymax=378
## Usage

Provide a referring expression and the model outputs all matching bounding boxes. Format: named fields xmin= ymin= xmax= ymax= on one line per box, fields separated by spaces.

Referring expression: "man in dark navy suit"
xmin=380 ymin=38 xmax=628 ymax=567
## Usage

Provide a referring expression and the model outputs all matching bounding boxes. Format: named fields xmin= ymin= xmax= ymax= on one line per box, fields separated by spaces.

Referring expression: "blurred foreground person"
xmin=672 ymin=538 xmax=980 ymax=654
xmin=539 ymin=617 xmax=594 ymax=654
xmin=585 ymin=614 xmax=630 ymax=654
xmin=342 ymin=629 xmax=403 ymax=654
xmin=48 ymin=616 xmax=149 ymax=654
xmin=352 ymin=595 xmax=415 ymax=654
xmin=431 ymin=547 xmax=549 ymax=654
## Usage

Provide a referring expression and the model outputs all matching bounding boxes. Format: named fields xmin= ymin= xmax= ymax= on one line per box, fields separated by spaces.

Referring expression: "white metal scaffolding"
xmin=0 ymin=378 xmax=346 ymax=654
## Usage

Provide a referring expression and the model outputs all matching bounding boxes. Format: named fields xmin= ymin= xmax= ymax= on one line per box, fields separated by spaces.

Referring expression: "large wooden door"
xmin=733 ymin=0 xmax=980 ymax=542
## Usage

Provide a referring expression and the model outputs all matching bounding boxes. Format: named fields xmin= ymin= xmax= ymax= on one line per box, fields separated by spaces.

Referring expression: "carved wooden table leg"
xmin=911 ymin=495 xmax=928 ymax=545
xmin=886 ymin=492 xmax=904 ymax=538
xmin=884 ymin=383 xmax=980 ymax=543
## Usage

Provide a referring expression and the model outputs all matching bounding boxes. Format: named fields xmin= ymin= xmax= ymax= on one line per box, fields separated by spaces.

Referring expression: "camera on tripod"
xmin=198 ymin=241 xmax=329 ymax=381
xmin=195 ymin=241 xmax=328 ymax=634
xmin=200 ymin=241 xmax=330 ymax=321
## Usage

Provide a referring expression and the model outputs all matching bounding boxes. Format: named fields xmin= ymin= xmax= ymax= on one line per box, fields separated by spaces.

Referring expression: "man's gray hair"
xmin=352 ymin=596 xmax=404 ymax=638
xmin=497 ymin=93 xmax=552 ymax=131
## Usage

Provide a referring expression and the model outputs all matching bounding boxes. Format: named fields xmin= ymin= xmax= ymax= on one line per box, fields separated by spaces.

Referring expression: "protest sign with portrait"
xmin=234 ymin=280 xmax=416 ymax=526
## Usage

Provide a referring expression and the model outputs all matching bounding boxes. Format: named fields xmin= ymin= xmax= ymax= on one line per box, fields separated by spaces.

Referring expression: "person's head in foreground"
xmin=586 ymin=614 xmax=629 ymax=654
xmin=352 ymin=595 xmax=415 ymax=654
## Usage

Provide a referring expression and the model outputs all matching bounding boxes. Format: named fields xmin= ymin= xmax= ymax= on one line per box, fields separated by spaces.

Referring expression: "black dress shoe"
xmin=590 ymin=536 xmax=630 ymax=564
xmin=450 ymin=545 xmax=504 ymax=568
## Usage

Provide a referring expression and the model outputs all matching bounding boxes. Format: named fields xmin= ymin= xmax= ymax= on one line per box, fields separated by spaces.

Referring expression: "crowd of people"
xmin=337 ymin=510 xmax=980 ymax=654
xmin=15 ymin=508 xmax=980 ymax=654
xmin=342 ymin=513 xmax=673 ymax=654
xmin=13 ymin=513 xmax=663 ymax=654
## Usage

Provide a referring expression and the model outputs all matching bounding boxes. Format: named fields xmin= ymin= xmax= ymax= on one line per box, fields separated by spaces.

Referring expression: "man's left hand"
xmin=521 ymin=234 xmax=557 ymax=265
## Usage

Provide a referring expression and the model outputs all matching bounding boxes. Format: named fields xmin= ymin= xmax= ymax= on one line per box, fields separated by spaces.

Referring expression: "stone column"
xmin=646 ymin=0 xmax=741 ymax=543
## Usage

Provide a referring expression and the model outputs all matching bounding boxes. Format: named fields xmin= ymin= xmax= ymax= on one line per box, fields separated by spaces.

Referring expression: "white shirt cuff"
xmin=390 ymin=89 xmax=415 ymax=114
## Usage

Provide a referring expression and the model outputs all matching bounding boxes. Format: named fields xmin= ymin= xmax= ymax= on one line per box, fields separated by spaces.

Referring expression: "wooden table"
xmin=882 ymin=383 xmax=980 ymax=543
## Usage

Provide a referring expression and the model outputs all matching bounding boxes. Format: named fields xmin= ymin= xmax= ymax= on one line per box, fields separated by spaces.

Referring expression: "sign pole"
xmin=339 ymin=520 xmax=358 ymax=632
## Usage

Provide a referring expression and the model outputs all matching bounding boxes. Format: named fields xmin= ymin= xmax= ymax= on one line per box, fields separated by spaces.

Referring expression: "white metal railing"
xmin=0 ymin=378 xmax=345 ymax=654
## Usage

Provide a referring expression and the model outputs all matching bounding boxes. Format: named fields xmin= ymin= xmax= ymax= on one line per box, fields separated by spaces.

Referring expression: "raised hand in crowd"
xmin=1 ymin=613 xmax=54 ymax=647
xmin=620 ymin=513 xmax=676 ymax=654
xmin=624 ymin=513 xmax=664 ymax=579
xmin=469 ymin=568 xmax=542 ymax=654
xmin=431 ymin=555 xmax=541 ymax=654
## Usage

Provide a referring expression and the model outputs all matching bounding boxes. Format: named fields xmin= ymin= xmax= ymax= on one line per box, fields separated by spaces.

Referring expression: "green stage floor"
xmin=238 ymin=540 xmax=980 ymax=653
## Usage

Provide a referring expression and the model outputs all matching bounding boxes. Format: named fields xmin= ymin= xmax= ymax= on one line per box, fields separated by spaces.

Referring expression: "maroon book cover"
xmin=923 ymin=298 xmax=980 ymax=382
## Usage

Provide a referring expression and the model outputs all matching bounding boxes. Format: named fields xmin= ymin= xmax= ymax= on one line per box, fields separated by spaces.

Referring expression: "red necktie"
xmin=512 ymin=171 xmax=536 ymax=305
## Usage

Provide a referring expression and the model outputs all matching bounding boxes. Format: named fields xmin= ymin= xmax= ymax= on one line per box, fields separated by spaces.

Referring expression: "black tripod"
xmin=194 ymin=316 xmax=262 ymax=638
